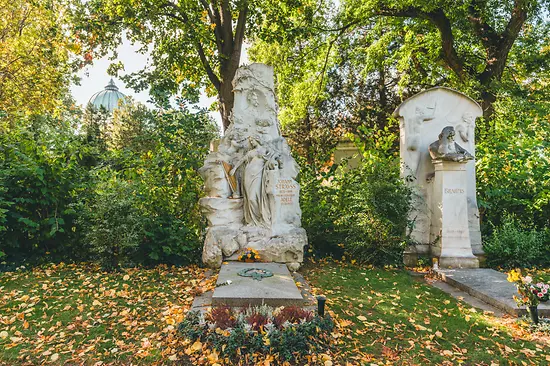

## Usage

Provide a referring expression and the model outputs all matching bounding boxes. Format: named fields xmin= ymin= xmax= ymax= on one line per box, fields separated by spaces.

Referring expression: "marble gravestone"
xmin=199 ymin=63 xmax=307 ymax=271
xmin=429 ymin=126 xmax=479 ymax=268
xmin=393 ymin=87 xmax=483 ymax=267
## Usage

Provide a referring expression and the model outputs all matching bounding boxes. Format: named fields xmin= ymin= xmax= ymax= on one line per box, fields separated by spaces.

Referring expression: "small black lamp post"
xmin=317 ymin=295 xmax=327 ymax=317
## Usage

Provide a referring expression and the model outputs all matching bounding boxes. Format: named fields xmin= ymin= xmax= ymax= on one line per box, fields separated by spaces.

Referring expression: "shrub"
xmin=0 ymin=119 xmax=90 ymax=263
xmin=80 ymin=179 xmax=144 ymax=271
xmin=299 ymin=155 xmax=412 ymax=265
xmin=483 ymin=215 xmax=550 ymax=269
xmin=246 ymin=312 xmax=270 ymax=332
xmin=208 ymin=305 xmax=237 ymax=330
xmin=0 ymin=106 xmax=216 ymax=267
xmin=476 ymin=94 xmax=550 ymax=230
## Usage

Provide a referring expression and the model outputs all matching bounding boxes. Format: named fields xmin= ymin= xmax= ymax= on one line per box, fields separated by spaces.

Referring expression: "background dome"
xmin=89 ymin=79 xmax=126 ymax=112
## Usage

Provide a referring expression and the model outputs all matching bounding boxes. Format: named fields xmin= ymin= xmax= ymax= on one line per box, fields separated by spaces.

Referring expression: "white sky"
xmin=70 ymin=38 xmax=250 ymax=128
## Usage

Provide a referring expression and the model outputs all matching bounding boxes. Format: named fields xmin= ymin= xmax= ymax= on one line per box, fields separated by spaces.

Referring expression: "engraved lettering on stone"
xmin=444 ymin=188 xmax=465 ymax=194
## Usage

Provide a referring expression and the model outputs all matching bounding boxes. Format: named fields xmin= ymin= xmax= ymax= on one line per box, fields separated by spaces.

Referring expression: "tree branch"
xmin=196 ymin=40 xmax=221 ymax=91
xmin=200 ymin=0 xmax=224 ymax=53
xmin=467 ymin=0 xmax=499 ymax=49
xmin=234 ymin=4 xmax=247 ymax=51
xmin=376 ymin=6 xmax=466 ymax=79
xmin=219 ymin=0 xmax=234 ymax=58
xmin=475 ymin=0 xmax=528 ymax=83
xmin=159 ymin=3 xmax=221 ymax=91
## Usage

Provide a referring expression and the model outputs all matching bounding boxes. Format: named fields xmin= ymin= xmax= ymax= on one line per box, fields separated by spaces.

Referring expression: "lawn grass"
xmin=0 ymin=263 xmax=210 ymax=365
xmin=1 ymin=262 xmax=549 ymax=365
xmin=304 ymin=261 xmax=550 ymax=365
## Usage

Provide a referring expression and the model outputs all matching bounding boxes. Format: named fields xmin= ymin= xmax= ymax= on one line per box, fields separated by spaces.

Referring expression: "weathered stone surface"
xmin=202 ymin=229 xmax=223 ymax=268
xmin=394 ymin=87 xmax=484 ymax=263
xmin=221 ymin=236 xmax=240 ymax=257
xmin=286 ymin=262 xmax=300 ymax=272
xmin=199 ymin=159 xmax=231 ymax=198
xmin=437 ymin=269 xmax=550 ymax=316
xmin=212 ymin=262 xmax=304 ymax=307
xmin=199 ymin=63 xmax=307 ymax=268
xmin=199 ymin=197 xmax=243 ymax=227
xmin=431 ymin=160 xmax=478 ymax=268
xmin=261 ymin=228 xmax=307 ymax=263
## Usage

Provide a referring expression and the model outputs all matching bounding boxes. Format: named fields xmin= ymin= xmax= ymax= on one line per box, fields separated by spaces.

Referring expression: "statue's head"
xmin=439 ymin=126 xmax=455 ymax=143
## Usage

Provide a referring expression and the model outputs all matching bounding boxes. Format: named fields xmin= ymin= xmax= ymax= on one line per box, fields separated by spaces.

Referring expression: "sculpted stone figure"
xmin=230 ymin=137 xmax=282 ymax=228
xmin=394 ymin=87 xmax=484 ymax=266
xmin=429 ymin=126 xmax=474 ymax=162
xmin=199 ymin=64 xmax=307 ymax=270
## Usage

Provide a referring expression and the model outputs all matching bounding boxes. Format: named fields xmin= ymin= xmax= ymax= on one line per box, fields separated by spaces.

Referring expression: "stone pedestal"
xmin=431 ymin=160 xmax=479 ymax=268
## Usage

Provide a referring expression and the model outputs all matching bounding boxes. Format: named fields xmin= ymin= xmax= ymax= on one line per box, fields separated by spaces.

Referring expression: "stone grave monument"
xmin=394 ymin=87 xmax=483 ymax=268
xmin=197 ymin=63 xmax=307 ymax=307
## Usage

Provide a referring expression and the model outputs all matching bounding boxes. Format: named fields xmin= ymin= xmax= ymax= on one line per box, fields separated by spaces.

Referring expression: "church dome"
xmin=89 ymin=79 xmax=126 ymax=112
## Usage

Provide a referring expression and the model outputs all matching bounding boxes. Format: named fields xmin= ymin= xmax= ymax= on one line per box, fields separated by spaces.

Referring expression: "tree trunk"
xmin=218 ymin=79 xmax=235 ymax=131
xmin=377 ymin=66 xmax=387 ymax=130
xmin=480 ymin=89 xmax=496 ymax=120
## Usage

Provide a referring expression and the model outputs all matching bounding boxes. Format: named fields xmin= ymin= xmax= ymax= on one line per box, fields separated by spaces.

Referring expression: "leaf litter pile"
xmin=1 ymin=261 xmax=550 ymax=365
xmin=0 ymin=263 xmax=213 ymax=365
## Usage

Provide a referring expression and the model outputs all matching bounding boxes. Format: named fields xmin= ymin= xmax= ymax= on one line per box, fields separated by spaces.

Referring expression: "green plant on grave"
xmin=178 ymin=305 xmax=335 ymax=362
xmin=483 ymin=215 xmax=550 ymax=269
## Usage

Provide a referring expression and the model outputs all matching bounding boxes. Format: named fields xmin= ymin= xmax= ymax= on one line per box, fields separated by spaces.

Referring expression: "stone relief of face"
xmin=247 ymin=90 xmax=260 ymax=108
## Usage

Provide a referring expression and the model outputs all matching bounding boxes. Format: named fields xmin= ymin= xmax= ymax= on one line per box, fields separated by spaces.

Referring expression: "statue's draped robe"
xmin=242 ymin=150 xmax=278 ymax=228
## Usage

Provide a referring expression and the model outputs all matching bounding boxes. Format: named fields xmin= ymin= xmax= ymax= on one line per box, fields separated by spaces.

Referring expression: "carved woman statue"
xmin=230 ymin=137 xmax=281 ymax=228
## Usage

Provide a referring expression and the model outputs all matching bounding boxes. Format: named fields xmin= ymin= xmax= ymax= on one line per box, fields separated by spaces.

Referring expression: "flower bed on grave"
xmin=178 ymin=305 xmax=338 ymax=364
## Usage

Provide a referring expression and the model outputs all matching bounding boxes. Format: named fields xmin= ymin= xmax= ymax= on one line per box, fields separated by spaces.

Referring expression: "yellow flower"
xmin=247 ymin=254 xmax=251 ymax=259
xmin=507 ymin=269 xmax=521 ymax=283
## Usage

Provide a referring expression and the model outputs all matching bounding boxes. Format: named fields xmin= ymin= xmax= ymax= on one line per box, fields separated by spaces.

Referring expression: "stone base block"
xmin=403 ymin=251 xmax=419 ymax=267
xmin=199 ymin=197 xmax=244 ymax=227
xmin=212 ymin=262 xmax=304 ymax=307
xmin=438 ymin=256 xmax=479 ymax=269
xmin=203 ymin=226 xmax=242 ymax=268
xmin=256 ymin=228 xmax=307 ymax=264
xmin=437 ymin=268 xmax=550 ymax=316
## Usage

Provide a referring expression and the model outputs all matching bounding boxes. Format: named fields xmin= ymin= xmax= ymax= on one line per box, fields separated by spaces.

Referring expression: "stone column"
xmin=431 ymin=160 xmax=479 ymax=268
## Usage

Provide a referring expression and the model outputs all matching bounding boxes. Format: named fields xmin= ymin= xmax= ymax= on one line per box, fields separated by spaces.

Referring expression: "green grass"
xmin=1 ymin=262 xmax=549 ymax=365
xmin=305 ymin=262 xmax=550 ymax=365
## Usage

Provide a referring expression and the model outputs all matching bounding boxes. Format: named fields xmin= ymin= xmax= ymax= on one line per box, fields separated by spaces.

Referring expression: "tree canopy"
xmin=72 ymin=0 xmax=326 ymax=130
xmin=0 ymin=0 xmax=76 ymax=124
xmin=250 ymin=0 xmax=550 ymax=146
xmin=341 ymin=0 xmax=550 ymax=118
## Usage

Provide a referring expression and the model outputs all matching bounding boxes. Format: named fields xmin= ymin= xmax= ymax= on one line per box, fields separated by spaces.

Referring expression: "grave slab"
xmin=212 ymin=262 xmax=304 ymax=307
xmin=437 ymin=268 xmax=550 ymax=316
